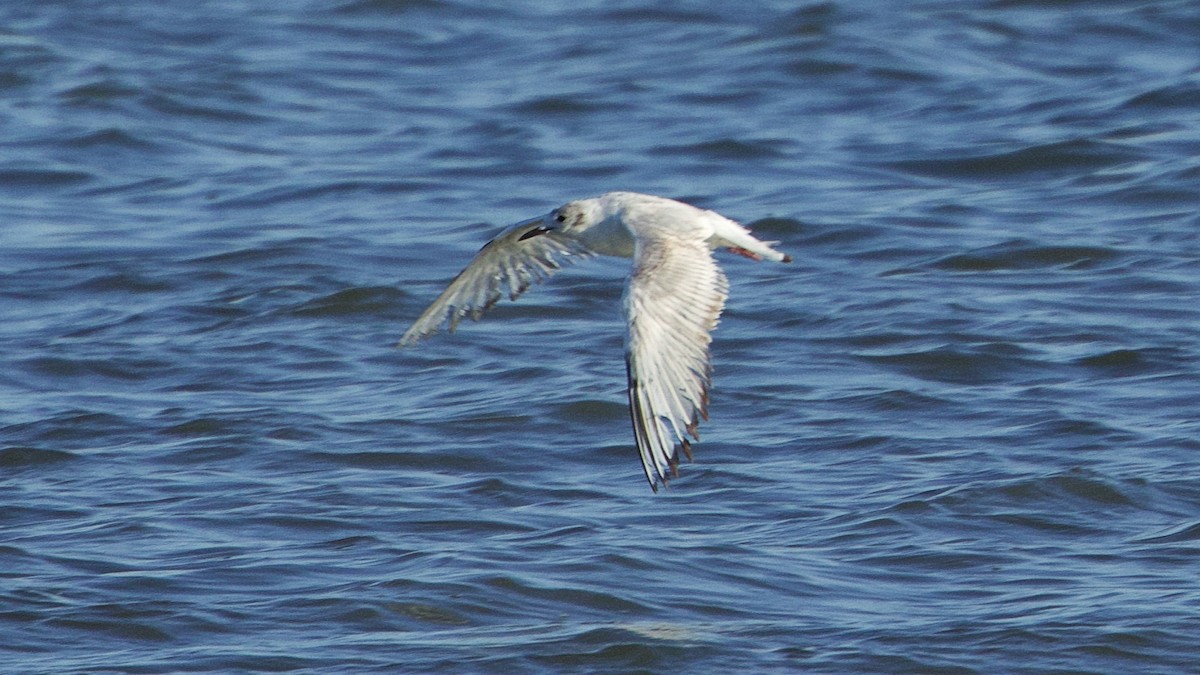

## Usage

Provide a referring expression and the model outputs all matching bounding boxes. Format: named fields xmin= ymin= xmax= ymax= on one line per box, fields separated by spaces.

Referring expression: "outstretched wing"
xmin=399 ymin=218 xmax=594 ymax=346
xmin=624 ymin=231 xmax=729 ymax=491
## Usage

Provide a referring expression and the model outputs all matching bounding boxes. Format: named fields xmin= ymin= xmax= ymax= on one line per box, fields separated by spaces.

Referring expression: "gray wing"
xmin=624 ymin=233 xmax=729 ymax=491
xmin=399 ymin=218 xmax=594 ymax=346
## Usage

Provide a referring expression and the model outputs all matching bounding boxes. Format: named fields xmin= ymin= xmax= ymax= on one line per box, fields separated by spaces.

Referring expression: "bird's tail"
xmin=705 ymin=210 xmax=792 ymax=263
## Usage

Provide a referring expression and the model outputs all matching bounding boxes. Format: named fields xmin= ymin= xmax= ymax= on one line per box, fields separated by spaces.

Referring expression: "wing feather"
xmin=399 ymin=219 xmax=594 ymax=346
xmin=624 ymin=232 xmax=729 ymax=491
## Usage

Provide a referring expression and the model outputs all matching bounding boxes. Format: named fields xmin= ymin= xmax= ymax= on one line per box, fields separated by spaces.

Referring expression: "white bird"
xmin=399 ymin=192 xmax=791 ymax=491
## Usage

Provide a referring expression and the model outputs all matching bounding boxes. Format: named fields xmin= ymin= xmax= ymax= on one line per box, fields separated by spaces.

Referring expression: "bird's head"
xmin=514 ymin=196 xmax=622 ymax=255
xmin=545 ymin=200 xmax=600 ymax=234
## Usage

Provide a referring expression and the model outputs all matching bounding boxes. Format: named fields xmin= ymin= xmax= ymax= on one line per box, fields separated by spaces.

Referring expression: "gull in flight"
xmin=399 ymin=191 xmax=791 ymax=491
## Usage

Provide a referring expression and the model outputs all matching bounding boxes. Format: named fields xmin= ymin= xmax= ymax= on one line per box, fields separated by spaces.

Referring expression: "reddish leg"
xmin=727 ymin=246 xmax=763 ymax=261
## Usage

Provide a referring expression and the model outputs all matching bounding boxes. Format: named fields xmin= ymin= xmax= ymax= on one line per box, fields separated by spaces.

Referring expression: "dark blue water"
xmin=3 ymin=1 xmax=1199 ymax=672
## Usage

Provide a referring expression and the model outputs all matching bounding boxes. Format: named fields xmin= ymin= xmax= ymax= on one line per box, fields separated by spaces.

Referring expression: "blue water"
xmin=3 ymin=1 xmax=1199 ymax=672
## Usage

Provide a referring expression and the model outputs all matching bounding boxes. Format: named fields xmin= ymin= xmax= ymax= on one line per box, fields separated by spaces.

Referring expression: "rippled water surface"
xmin=3 ymin=1 xmax=1199 ymax=672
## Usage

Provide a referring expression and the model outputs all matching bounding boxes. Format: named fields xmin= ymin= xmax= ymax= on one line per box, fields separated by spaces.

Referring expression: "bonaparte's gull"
xmin=400 ymin=192 xmax=791 ymax=491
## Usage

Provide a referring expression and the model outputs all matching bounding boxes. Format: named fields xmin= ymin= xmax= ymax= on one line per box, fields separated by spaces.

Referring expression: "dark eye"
xmin=555 ymin=212 xmax=567 ymax=223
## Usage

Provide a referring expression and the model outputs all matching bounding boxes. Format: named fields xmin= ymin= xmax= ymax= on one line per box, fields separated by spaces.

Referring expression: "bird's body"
xmin=400 ymin=192 xmax=790 ymax=491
